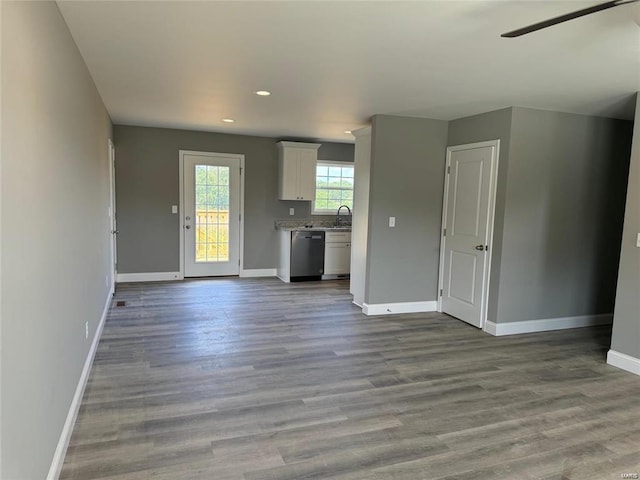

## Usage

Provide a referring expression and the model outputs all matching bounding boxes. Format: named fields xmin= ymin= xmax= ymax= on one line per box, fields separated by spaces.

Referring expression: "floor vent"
xmin=116 ymin=301 xmax=126 ymax=307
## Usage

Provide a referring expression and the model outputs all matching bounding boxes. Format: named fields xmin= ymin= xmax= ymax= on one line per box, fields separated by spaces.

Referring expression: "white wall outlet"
xmin=389 ymin=216 xmax=396 ymax=227
xmin=289 ymin=208 xmax=295 ymax=216
xmin=171 ymin=205 xmax=178 ymax=214
xmin=636 ymin=233 xmax=640 ymax=248
xmin=85 ymin=321 xmax=89 ymax=339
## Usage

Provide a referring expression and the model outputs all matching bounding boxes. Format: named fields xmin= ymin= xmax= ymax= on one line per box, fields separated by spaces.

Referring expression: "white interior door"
xmin=440 ymin=141 xmax=499 ymax=328
xmin=108 ymin=139 xmax=117 ymax=287
xmin=182 ymin=152 xmax=241 ymax=277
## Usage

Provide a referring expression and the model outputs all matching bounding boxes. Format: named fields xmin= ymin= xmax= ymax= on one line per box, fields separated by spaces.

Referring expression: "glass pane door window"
xmin=194 ymin=165 xmax=230 ymax=263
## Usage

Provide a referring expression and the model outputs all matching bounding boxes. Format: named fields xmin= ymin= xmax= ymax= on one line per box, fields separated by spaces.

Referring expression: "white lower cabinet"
xmin=324 ymin=232 xmax=351 ymax=276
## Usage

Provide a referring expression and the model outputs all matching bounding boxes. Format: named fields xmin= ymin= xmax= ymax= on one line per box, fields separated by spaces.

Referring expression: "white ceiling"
xmin=57 ymin=1 xmax=640 ymax=143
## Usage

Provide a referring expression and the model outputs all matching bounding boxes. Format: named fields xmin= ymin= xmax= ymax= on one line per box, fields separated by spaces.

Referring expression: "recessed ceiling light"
xmin=222 ymin=118 xmax=235 ymax=123
xmin=344 ymin=130 xmax=352 ymax=134
xmin=255 ymin=90 xmax=271 ymax=96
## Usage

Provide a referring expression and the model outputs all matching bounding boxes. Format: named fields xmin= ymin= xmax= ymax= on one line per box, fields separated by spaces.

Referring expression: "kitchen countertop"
xmin=278 ymin=226 xmax=352 ymax=232
xmin=275 ymin=219 xmax=352 ymax=232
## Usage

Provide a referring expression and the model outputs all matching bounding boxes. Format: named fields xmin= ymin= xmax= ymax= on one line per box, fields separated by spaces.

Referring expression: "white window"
xmin=313 ymin=161 xmax=354 ymax=214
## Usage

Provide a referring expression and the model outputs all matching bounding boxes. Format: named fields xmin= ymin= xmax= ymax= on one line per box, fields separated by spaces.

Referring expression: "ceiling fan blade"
xmin=501 ymin=0 xmax=638 ymax=37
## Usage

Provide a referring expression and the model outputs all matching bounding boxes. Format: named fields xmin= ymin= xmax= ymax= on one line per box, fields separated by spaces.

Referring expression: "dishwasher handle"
xmin=293 ymin=231 xmax=325 ymax=241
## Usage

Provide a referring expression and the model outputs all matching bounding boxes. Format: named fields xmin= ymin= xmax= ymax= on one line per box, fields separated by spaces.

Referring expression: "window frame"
xmin=312 ymin=160 xmax=355 ymax=215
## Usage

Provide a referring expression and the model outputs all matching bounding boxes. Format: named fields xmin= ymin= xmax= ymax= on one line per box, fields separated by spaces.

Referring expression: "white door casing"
xmin=179 ymin=151 xmax=243 ymax=277
xmin=108 ymin=139 xmax=117 ymax=288
xmin=438 ymin=140 xmax=499 ymax=329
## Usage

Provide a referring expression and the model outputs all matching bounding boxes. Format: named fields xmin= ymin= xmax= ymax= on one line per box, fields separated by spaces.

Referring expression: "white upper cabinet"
xmin=277 ymin=141 xmax=321 ymax=201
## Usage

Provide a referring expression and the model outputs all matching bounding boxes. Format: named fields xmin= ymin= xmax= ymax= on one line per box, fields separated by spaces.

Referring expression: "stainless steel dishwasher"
xmin=290 ymin=230 xmax=325 ymax=281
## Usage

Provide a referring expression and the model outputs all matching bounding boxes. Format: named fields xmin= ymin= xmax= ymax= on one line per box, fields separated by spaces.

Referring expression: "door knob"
xmin=112 ymin=230 xmax=119 ymax=234
xmin=475 ymin=244 xmax=485 ymax=251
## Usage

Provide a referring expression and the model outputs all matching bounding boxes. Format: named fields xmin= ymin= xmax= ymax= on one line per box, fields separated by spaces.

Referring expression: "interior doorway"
xmin=438 ymin=140 xmax=500 ymax=329
xmin=108 ymin=139 xmax=117 ymax=290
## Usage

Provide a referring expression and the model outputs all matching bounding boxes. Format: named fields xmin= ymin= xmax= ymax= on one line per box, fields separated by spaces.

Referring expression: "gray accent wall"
xmin=611 ymin=95 xmax=640 ymax=359
xmin=113 ymin=125 xmax=353 ymax=273
xmin=365 ymin=115 xmax=449 ymax=304
xmin=497 ymin=108 xmax=632 ymax=323
xmin=448 ymin=108 xmax=513 ymax=322
xmin=1 ymin=2 xmax=113 ymax=478
xmin=449 ymin=107 xmax=632 ymax=325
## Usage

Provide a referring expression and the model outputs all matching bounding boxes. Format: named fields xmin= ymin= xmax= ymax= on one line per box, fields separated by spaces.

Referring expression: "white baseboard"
xmin=116 ymin=271 xmax=183 ymax=283
xmin=484 ymin=320 xmax=499 ymax=336
xmin=276 ymin=272 xmax=290 ymax=283
xmin=362 ymin=301 xmax=438 ymax=316
xmin=484 ymin=313 xmax=613 ymax=337
xmin=240 ymin=268 xmax=277 ymax=278
xmin=607 ymin=349 xmax=640 ymax=376
xmin=47 ymin=286 xmax=113 ymax=480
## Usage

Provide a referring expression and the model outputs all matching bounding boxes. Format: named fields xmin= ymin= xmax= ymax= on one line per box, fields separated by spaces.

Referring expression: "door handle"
xmin=475 ymin=244 xmax=486 ymax=251
xmin=112 ymin=230 xmax=119 ymax=234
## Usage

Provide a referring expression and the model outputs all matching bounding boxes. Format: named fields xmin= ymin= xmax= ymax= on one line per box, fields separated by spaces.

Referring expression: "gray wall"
xmin=611 ymin=95 xmax=640 ymax=359
xmin=448 ymin=108 xmax=513 ymax=322
xmin=365 ymin=115 xmax=449 ymax=304
xmin=113 ymin=125 xmax=353 ymax=273
xmin=448 ymin=107 xmax=632 ymax=325
xmin=1 ymin=2 xmax=113 ymax=478
xmin=497 ymin=108 xmax=632 ymax=323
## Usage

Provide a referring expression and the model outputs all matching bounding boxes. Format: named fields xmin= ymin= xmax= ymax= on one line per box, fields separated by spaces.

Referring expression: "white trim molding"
xmin=362 ymin=301 xmax=438 ymax=316
xmin=239 ymin=268 xmax=277 ymax=278
xmin=484 ymin=313 xmax=613 ymax=336
xmin=116 ymin=272 xmax=183 ymax=283
xmin=47 ymin=287 xmax=113 ymax=479
xmin=607 ymin=350 xmax=640 ymax=376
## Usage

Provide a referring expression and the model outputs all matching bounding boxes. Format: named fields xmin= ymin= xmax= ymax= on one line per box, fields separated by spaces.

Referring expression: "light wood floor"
xmin=61 ymin=278 xmax=640 ymax=480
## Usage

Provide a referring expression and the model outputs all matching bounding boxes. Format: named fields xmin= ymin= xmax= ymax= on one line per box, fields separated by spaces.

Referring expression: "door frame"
xmin=108 ymin=138 xmax=117 ymax=291
xmin=178 ymin=150 xmax=245 ymax=278
xmin=437 ymin=140 xmax=500 ymax=331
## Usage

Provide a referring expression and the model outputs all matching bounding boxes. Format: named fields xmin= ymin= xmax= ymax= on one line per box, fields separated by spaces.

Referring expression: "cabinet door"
xmin=279 ymin=151 xmax=300 ymax=200
xmin=325 ymin=232 xmax=351 ymax=243
xmin=342 ymin=243 xmax=351 ymax=274
xmin=297 ymin=148 xmax=317 ymax=201
xmin=324 ymin=243 xmax=351 ymax=274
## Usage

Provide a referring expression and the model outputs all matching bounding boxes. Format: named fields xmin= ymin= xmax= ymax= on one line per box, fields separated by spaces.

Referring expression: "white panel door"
xmin=441 ymin=142 xmax=498 ymax=328
xmin=108 ymin=139 xmax=117 ymax=286
xmin=183 ymin=153 xmax=241 ymax=277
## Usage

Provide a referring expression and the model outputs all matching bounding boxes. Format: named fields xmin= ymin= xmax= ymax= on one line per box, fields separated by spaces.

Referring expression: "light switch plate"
xmin=636 ymin=233 xmax=640 ymax=248
xmin=289 ymin=208 xmax=295 ymax=216
xmin=389 ymin=216 xmax=396 ymax=227
xmin=171 ymin=205 xmax=178 ymax=214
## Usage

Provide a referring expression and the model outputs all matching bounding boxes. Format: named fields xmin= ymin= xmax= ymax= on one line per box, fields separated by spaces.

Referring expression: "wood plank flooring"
xmin=61 ymin=278 xmax=640 ymax=480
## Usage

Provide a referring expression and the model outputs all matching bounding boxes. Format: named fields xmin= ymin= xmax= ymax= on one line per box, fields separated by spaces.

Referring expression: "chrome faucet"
xmin=335 ymin=205 xmax=352 ymax=227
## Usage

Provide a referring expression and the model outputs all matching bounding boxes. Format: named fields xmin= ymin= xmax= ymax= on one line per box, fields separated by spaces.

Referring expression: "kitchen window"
xmin=313 ymin=161 xmax=354 ymax=214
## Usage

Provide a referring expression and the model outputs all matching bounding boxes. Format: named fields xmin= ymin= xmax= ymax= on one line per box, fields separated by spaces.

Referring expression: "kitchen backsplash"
xmin=275 ymin=217 xmax=352 ymax=230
